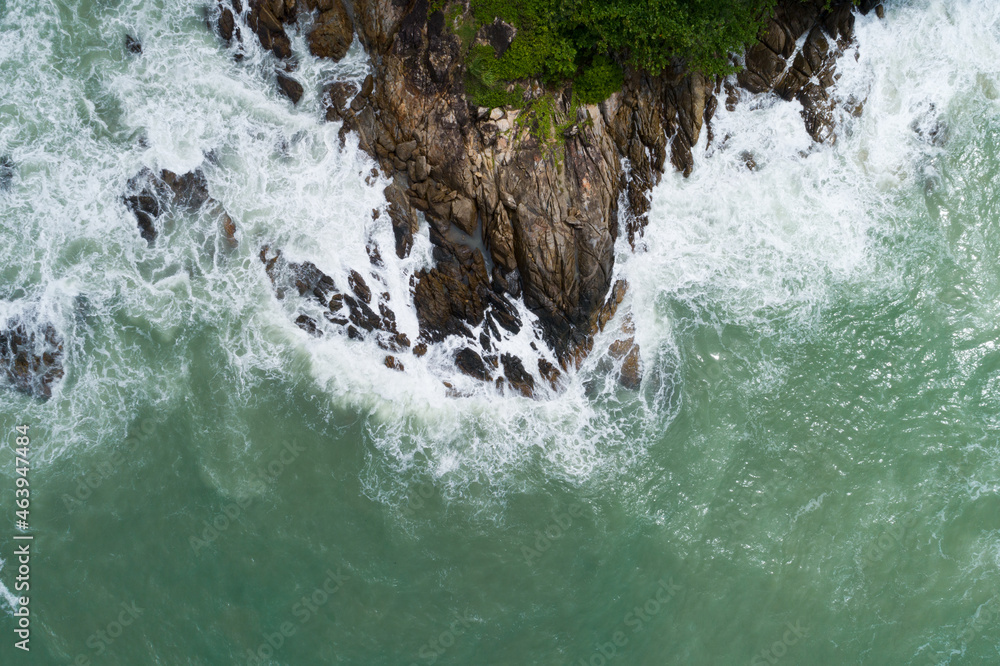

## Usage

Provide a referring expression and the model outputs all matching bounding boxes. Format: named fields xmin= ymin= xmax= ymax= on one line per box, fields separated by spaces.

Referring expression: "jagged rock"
xmin=125 ymin=34 xmax=142 ymax=54
xmin=501 ymin=353 xmax=534 ymax=397
xmin=0 ymin=155 xmax=13 ymax=191
xmin=221 ymin=212 xmax=238 ymax=246
xmin=123 ymin=172 xmax=162 ymax=243
xmin=414 ymin=239 xmax=492 ymax=343
xmin=125 ymin=167 xmax=221 ymax=243
xmin=537 ymin=358 xmax=560 ymax=389
xmin=455 ymin=348 xmax=489 ymax=381
xmin=595 ymin=279 xmax=627 ymax=333
xmin=480 ymin=18 xmax=516 ymax=57
xmin=247 ymin=0 xmax=292 ymax=59
xmin=348 ymin=270 xmax=371 ymax=304
xmin=159 ymin=169 xmax=210 ymax=208
xmin=384 ymin=355 xmax=404 ymax=371
xmin=276 ymin=71 xmax=304 ymax=103
xmin=609 ymin=337 xmax=642 ymax=390
xmin=218 ymin=4 xmax=237 ymax=42
xmin=295 ymin=314 xmax=320 ymax=336
xmin=324 ymin=80 xmax=358 ymax=122
xmin=0 ymin=319 xmax=64 ymax=400
xmin=308 ymin=0 xmax=354 ymax=61
xmin=240 ymin=0 xmax=864 ymax=394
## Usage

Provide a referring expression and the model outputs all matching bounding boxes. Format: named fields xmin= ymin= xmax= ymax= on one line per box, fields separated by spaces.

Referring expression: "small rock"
xmin=220 ymin=212 xmax=238 ymax=247
xmin=360 ymin=74 xmax=374 ymax=98
xmin=413 ymin=343 xmax=428 ymax=357
xmin=160 ymin=169 xmax=210 ymax=208
xmin=455 ymin=348 xmax=490 ymax=381
xmin=218 ymin=6 xmax=236 ymax=42
xmin=501 ymin=353 xmax=534 ymax=398
xmin=538 ymin=358 xmax=560 ymax=389
xmin=876 ymin=4 xmax=885 ymax=19
xmin=619 ymin=345 xmax=641 ymax=390
xmin=408 ymin=155 xmax=430 ymax=182
xmin=348 ymin=270 xmax=371 ymax=303
xmin=0 ymin=155 xmax=15 ymax=191
xmin=480 ymin=18 xmax=516 ymax=58
xmin=384 ymin=355 xmax=404 ymax=371
xmin=276 ymin=72 xmax=304 ymax=104
xmin=125 ymin=34 xmax=142 ymax=54
xmin=0 ymin=319 xmax=64 ymax=400
xmin=295 ymin=314 xmax=320 ymax=336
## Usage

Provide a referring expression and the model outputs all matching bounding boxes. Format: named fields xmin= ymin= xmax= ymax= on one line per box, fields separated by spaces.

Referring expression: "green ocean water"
xmin=1 ymin=0 xmax=1000 ymax=664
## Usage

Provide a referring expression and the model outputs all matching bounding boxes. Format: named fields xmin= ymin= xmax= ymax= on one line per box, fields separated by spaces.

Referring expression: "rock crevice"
xmin=221 ymin=0 xmax=883 ymax=395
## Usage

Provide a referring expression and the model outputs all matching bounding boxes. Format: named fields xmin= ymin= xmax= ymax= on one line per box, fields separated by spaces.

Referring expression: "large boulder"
xmin=308 ymin=0 xmax=354 ymax=61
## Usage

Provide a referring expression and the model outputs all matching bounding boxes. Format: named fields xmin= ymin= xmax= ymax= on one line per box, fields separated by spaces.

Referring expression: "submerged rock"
xmin=0 ymin=318 xmax=64 ymax=400
xmin=0 ymin=155 xmax=15 ymax=191
xmin=125 ymin=34 xmax=142 ymax=54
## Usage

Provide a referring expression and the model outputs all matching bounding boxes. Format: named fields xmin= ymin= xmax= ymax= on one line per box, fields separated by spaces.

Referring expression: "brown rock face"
xmin=308 ymin=0 xmax=354 ymax=61
xmin=342 ymin=0 xmax=620 ymax=365
xmin=233 ymin=0 xmax=868 ymax=394
xmin=276 ymin=71 xmax=304 ymax=103
xmin=1 ymin=318 xmax=64 ymax=400
xmin=124 ymin=168 xmax=235 ymax=245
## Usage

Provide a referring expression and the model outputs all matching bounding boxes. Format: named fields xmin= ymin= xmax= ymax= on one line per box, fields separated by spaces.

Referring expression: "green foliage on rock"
xmin=437 ymin=0 xmax=788 ymax=107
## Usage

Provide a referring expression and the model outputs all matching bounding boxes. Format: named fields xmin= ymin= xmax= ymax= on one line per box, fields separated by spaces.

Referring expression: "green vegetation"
xmin=436 ymin=0 xmax=784 ymax=108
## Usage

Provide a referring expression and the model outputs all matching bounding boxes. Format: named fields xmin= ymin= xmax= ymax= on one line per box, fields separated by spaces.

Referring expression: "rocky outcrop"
xmin=259 ymin=246 xmax=412 ymax=351
xmin=123 ymin=168 xmax=235 ymax=245
xmin=223 ymin=0 xmax=880 ymax=395
xmin=215 ymin=0 xmax=355 ymax=62
xmin=1 ymin=318 xmax=64 ymax=400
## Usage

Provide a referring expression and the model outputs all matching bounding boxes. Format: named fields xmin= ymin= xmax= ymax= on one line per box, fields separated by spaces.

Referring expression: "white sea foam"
xmin=1 ymin=0 xmax=998 ymax=501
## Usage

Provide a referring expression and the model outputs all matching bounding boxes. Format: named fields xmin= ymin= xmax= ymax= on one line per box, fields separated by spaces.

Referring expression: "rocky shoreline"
xmin=0 ymin=0 xmax=887 ymax=402
xmin=197 ymin=0 xmax=888 ymax=398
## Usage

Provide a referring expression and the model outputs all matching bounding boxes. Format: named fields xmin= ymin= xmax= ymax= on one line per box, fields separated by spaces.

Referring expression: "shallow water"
xmin=1 ymin=0 xmax=999 ymax=663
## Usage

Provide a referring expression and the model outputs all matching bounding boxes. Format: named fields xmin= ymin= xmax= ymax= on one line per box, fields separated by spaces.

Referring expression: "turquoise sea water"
xmin=2 ymin=0 xmax=1000 ymax=663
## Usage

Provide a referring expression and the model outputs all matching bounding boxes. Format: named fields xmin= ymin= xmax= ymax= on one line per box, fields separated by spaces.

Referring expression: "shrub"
xmin=446 ymin=0 xmax=790 ymax=106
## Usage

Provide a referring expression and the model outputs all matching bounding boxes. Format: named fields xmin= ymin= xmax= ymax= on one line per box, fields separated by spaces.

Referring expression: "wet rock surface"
xmin=0 ymin=318 xmax=64 ymax=400
xmin=276 ymin=71 xmax=304 ymax=103
xmin=235 ymin=0 xmax=876 ymax=396
xmin=125 ymin=34 xmax=142 ymax=54
xmin=259 ymin=246 xmax=412 ymax=353
xmin=0 ymin=156 xmax=16 ymax=191
xmin=307 ymin=0 xmax=354 ymax=61
xmin=123 ymin=168 xmax=234 ymax=245
xmin=215 ymin=0 xmax=354 ymax=63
